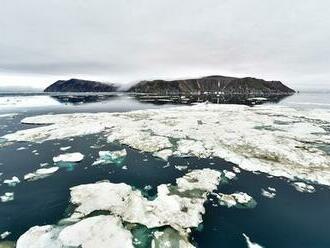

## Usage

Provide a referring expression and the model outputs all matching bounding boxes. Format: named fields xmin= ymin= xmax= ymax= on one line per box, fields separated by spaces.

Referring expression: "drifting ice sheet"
xmin=3 ymin=104 xmax=330 ymax=185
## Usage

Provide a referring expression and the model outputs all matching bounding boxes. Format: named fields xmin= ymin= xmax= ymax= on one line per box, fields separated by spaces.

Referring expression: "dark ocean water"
xmin=0 ymin=92 xmax=330 ymax=248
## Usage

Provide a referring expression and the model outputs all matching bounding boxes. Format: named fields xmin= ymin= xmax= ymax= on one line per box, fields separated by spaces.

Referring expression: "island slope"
xmin=44 ymin=78 xmax=118 ymax=92
xmin=128 ymin=75 xmax=295 ymax=95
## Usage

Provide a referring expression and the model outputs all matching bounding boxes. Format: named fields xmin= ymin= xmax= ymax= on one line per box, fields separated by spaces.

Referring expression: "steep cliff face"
xmin=44 ymin=79 xmax=118 ymax=92
xmin=128 ymin=76 xmax=295 ymax=95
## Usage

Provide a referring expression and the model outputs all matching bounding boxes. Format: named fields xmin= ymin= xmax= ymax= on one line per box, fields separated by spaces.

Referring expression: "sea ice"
xmin=153 ymin=149 xmax=173 ymax=161
xmin=243 ymin=233 xmax=264 ymax=248
xmin=0 ymin=231 xmax=11 ymax=240
xmin=16 ymin=225 xmax=63 ymax=248
xmin=53 ymin=152 xmax=84 ymax=163
xmin=292 ymin=182 xmax=315 ymax=193
xmin=0 ymin=113 xmax=17 ymax=118
xmin=17 ymin=169 xmax=221 ymax=248
xmin=69 ymin=169 xmax=221 ymax=231
xmin=92 ymin=149 xmax=127 ymax=165
xmin=217 ymin=192 xmax=256 ymax=208
xmin=0 ymin=192 xmax=14 ymax=202
xmin=59 ymin=146 xmax=71 ymax=151
xmin=0 ymin=96 xmax=60 ymax=110
xmin=152 ymin=228 xmax=195 ymax=248
xmin=3 ymin=176 xmax=20 ymax=187
xmin=58 ymin=215 xmax=134 ymax=248
xmin=223 ymin=170 xmax=236 ymax=180
xmin=3 ymin=104 xmax=330 ymax=186
xmin=24 ymin=167 xmax=59 ymax=181
xmin=261 ymin=189 xmax=276 ymax=198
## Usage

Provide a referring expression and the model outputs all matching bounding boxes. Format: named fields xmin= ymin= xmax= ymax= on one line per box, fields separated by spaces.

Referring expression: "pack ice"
xmin=2 ymin=104 xmax=330 ymax=185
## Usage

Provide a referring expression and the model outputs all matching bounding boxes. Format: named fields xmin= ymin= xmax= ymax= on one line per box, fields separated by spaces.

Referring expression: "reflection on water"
xmin=48 ymin=92 xmax=291 ymax=106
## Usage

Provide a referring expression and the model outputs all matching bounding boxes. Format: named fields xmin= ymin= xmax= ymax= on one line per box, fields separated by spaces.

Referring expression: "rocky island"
xmin=44 ymin=78 xmax=118 ymax=92
xmin=129 ymin=75 xmax=295 ymax=95
xmin=44 ymin=76 xmax=295 ymax=95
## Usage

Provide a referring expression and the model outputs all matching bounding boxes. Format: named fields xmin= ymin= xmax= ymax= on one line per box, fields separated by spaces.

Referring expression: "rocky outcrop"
xmin=128 ymin=75 xmax=295 ymax=95
xmin=44 ymin=78 xmax=118 ymax=92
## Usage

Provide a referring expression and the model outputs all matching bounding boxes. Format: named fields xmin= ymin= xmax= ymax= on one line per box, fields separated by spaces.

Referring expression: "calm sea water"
xmin=0 ymin=92 xmax=329 ymax=248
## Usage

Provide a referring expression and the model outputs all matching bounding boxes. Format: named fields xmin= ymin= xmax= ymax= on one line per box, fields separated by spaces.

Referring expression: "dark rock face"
xmin=44 ymin=79 xmax=118 ymax=92
xmin=128 ymin=75 xmax=295 ymax=95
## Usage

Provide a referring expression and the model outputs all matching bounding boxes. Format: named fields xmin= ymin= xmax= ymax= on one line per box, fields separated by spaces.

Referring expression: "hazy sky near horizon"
xmin=0 ymin=0 xmax=329 ymax=90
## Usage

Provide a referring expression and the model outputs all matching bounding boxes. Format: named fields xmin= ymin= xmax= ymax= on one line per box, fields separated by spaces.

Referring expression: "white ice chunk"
xmin=3 ymin=104 xmax=330 ymax=186
xmin=53 ymin=153 xmax=84 ymax=163
xmin=153 ymin=149 xmax=173 ymax=161
xmin=58 ymin=215 xmax=134 ymax=248
xmin=3 ymin=176 xmax=20 ymax=186
xmin=152 ymin=228 xmax=195 ymax=248
xmin=16 ymin=225 xmax=63 ymax=248
xmin=217 ymin=192 xmax=256 ymax=208
xmin=24 ymin=167 xmax=59 ymax=181
xmin=0 ymin=192 xmax=14 ymax=202
xmin=69 ymin=169 xmax=221 ymax=231
xmin=0 ymin=231 xmax=11 ymax=240
xmin=243 ymin=233 xmax=264 ymax=248
xmin=92 ymin=149 xmax=127 ymax=165
xmin=223 ymin=170 xmax=236 ymax=180
xmin=59 ymin=146 xmax=71 ymax=151
xmin=292 ymin=182 xmax=315 ymax=193
xmin=261 ymin=189 xmax=276 ymax=198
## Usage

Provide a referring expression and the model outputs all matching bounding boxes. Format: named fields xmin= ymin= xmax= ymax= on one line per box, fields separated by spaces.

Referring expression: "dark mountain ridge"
xmin=128 ymin=75 xmax=295 ymax=95
xmin=44 ymin=76 xmax=295 ymax=95
xmin=44 ymin=78 xmax=118 ymax=92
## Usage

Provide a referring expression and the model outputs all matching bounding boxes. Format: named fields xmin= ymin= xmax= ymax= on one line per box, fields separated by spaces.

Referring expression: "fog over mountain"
xmin=0 ymin=0 xmax=329 ymax=90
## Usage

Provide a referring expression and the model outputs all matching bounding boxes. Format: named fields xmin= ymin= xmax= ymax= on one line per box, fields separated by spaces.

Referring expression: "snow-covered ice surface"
xmin=0 ymin=96 xmax=60 ymax=110
xmin=17 ymin=216 xmax=134 ymax=248
xmin=92 ymin=149 xmax=127 ymax=166
xmin=69 ymin=169 xmax=221 ymax=231
xmin=53 ymin=153 xmax=84 ymax=163
xmin=3 ymin=104 xmax=330 ymax=186
xmin=292 ymin=182 xmax=316 ymax=193
xmin=0 ymin=192 xmax=14 ymax=202
xmin=3 ymin=176 xmax=20 ymax=187
xmin=243 ymin=233 xmax=264 ymax=248
xmin=216 ymin=192 xmax=257 ymax=208
xmin=24 ymin=167 xmax=59 ymax=181
xmin=16 ymin=169 xmax=221 ymax=248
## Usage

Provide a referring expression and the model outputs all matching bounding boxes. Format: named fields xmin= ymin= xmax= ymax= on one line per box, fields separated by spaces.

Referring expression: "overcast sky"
xmin=0 ymin=0 xmax=329 ymax=90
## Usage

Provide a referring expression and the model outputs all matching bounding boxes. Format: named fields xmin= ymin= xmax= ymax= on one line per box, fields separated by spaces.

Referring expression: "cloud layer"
xmin=0 ymin=0 xmax=329 ymax=89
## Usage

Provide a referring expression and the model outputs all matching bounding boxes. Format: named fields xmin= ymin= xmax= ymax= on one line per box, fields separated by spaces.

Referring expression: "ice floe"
xmin=0 ymin=96 xmax=60 ymax=110
xmin=216 ymin=192 xmax=256 ymax=208
xmin=3 ymin=176 xmax=20 ymax=187
xmin=0 ymin=231 xmax=11 ymax=240
xmin=223 ymin=170 xmax=236 ymax=180
xmin=152 ymin=228 xmax=195 ymax=248
xmin=3 ymin=104 xmax=330 ymax=185
xmin=243 ymin=233 xmax=264 ymax=248
xmin=24 ymin=167 xmax=59 ymax=181
xmin=59 ymin=146 xmax=71 ymax=151
xmin=17 ymin=169 xmax=220 ymax=248
xmin=0 ymin=192 xmax=14 ymax=202
xmin=153 ymin=149 xmax=173 ymax=161
xmin=58 ymin=215 xmax=134 ymax=248
xmin=292 ymin=182 xmax=315 ymax=193
xmin=69 ymin=169 xmax=221 ymax=231
xmin=0 ymin=113 xmax=17 ymax=118
xmin=261 ymin=188 xmax=276 ymax=199
xmin=92 ymin=149 xmax=127 ymax=166
xmin=53 ymin=152 xmax=84 ymax=163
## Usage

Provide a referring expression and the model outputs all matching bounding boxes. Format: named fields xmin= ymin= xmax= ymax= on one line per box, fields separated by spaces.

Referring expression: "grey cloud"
xmin=0 ymin=0 xmax=329 ymax=89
